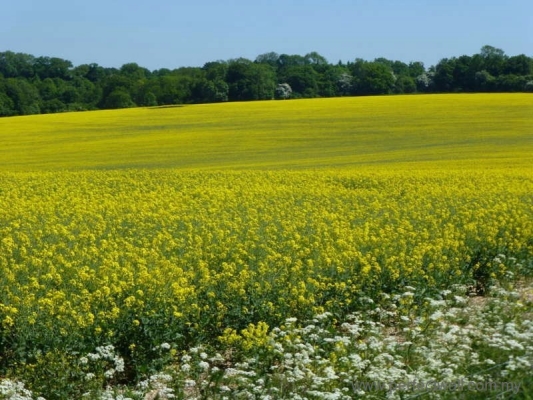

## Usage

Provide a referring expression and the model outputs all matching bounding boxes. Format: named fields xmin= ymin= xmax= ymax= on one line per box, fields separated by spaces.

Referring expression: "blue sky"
xmin=1 ymin=0 xmax=532 ymax=71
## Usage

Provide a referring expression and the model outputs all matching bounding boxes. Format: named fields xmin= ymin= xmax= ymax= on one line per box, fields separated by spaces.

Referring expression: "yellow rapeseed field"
xmin=0 ymin=93 xmax=531 ymax=170
xmin=0 ymin=94 xmax=532 ymax=395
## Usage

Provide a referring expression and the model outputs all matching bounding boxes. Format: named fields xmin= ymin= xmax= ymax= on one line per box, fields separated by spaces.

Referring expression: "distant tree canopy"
xmin=0 ymin=46 xmax=531 ymax=116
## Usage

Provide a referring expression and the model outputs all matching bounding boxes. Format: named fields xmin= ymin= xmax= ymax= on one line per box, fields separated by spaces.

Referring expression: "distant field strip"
xmin=0 ymin=93 xmax=531 ymax=170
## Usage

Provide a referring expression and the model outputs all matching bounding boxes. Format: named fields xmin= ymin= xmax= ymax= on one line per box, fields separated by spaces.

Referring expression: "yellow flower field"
xmin=0 ymin=93 xmax=531 ymax=170
xmin=0 ymin=94 xmax=532 ymax=397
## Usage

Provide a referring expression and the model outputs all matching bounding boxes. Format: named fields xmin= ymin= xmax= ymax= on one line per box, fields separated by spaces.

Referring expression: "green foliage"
xmin=104 ymin=89 xmax=135 ymax=109
xmin=227 ymin=59 xmax=276 ymax=101
xmin=394 ymin=75 xmax=416 ymax=94
xmin=0 ymin=45 xmax=531 ymax=117
xmin=0 ymin=87 xmax=15 ymax=116
xmin=33 ymin=56 xmax=73 ymax=80
xmin=4 ymin=78 xmax=40 ymax=115
xmin=194 ymin=79 xmax=228 ymax=102
xmin=354 ymin=61 xmax=396 ymax=95
xmin=279 ymin=65 xmax=319 ymax=98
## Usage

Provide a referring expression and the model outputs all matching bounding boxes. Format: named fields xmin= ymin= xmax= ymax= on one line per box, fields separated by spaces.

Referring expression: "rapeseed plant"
xmin=0 ymin=94 xmax=531 ymax=397
xmin=0 ymin=169 xmax=531 ymax=397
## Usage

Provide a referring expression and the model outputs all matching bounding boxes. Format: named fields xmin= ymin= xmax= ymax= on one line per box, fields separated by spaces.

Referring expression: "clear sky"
xmin=1 ymin=0 xmax=532 ymax=71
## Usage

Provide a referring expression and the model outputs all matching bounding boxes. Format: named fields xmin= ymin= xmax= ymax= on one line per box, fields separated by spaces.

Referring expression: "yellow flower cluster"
xmin=0 ymin=168 xmax=531 ymax=359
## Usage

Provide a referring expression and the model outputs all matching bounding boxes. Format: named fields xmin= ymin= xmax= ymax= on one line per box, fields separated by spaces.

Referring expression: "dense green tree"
xmin=374 ymin=58 xmax=410 ymax=77
xmin=0 ymin=91 xmax=15 ymax=116
xmin=151 ymin=68 xmax=171 ymax=77
xmin=139 ymin=91 xmax=158 ymax=106
xmin=203 ymin=61 xmax=228 ymax=81
xmin=255 ymin=52 xmax=280 ymax=68
xmin=70 ymin=76 xmax=102 ymax=108
xmin=474 ymin=70 xmax=495 ymax=92
xmin=408 ymin=61 xmax=425 ymax=78
xmin=148 ymin=74 xmax=195 ymax=105
xmin=197 ymin=62 xmax=229 ymax=102
xmin=304 ymin=52 xmax=330 ymax=74
xmin=73 ymin=63 xmax=107 ymax=83
xmin=38 ymin=77 xmax=60 ymax=101
xmin=0 ymin=51 xmax=35 ymax=78
xmin=114 ymin=63 xmax=155 ymax=105
xmin=353 ymin=62 xmax=395 ymax=95
xmin=347 ymin=58 xmax=366 ymax=80
xmin=4 ymin=78 xmax=40 ymax=114
xmin=100 ymin=74 xmax=138 ymax=107
xmin=479 ymin=45 xmax=507 ymax=76
xmin=277 ymin=54 xmax=307 ymax=69
xmin=194 ymin=79 xmax=229 ymax=102
xmin=504 ymin=55 xmax=532 ymax=75
xmin=245 ymin=63 xmax=276 ymax=100
xmin=40 ymin=98 xmax=67 ymax=114
xmin=34 ymin=56 xmax=73 ymax=80
xmin=160 ymin=67 xmax=206 ymax=104
xmin=394 ymin=75 xmax=416 ymax=94
xmin=433 ymin=58 xmax=456 ymax=92
xmin=305 ymin=51 xmax=328 ymax=66
xmin=452 ymin=55 xmax=476 ymax=91
xmin=61 ymin=84 xmax=81 ymax=104
xmin=146 ymin=76 xmax=176 ymax=105
xmin=495 ymin=74 xmax=527 ymax=92
xmin=0 ymin=77 xmax=16 ymax=116
xmin=316 ymin=65 xmax=348 ymax=97
xmin=0 ymin=46 xmax=531 ymax=118
xmin=103 ymin=89 xmax=135 ymax=109
xmin=120 ymin=63 xmax=151 ymax=80
xmin=279 ymin=65 xmax=319 ymax=98
xmin=227 ymin=59 xmax=276 ymax=101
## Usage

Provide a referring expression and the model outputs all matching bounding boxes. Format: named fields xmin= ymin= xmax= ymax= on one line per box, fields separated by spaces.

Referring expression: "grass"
xmin=0 ymin=93 xmax=531 ymax=171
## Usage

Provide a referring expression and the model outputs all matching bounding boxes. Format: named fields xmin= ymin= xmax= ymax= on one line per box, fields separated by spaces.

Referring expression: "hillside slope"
xmin=0 ymin=94 xmax=531 ymax=170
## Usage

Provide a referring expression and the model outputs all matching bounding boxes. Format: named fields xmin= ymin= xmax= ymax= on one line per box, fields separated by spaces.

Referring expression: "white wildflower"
xmin=198 ymin=361 xmax=210 ymax=370
xmin=315 ymin=312 xmax=332 ymax=320
xmin=104 ymin=368 xmax=115 ymax=378
xmin=429 ymin=311 xmax=444 ymax=321
xmin=184 ymin=379 xmax=196 ymax=387
xmin=114 ymin=356 xmax=125 ymax=372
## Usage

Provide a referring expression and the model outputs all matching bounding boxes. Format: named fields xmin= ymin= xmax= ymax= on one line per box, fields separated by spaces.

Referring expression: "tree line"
xmin=0 ymin=45 xmax=531 ymax=117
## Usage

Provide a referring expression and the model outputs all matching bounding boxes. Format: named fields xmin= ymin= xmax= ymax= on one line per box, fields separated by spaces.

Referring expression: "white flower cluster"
xmin=80 ymin=344 xmax=125 ymax=382
xmin=166 ymin=283 xmax=533 ymax=399
xmin=0 ymin=379 xmax=45 ymax=400
xmin=98 ymin=387 xmax=134 ymax=400
xmin=11 ymin=283 xmax=532 ymax=399
xmin=137 ymin=373 xmax=175 ymax=399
